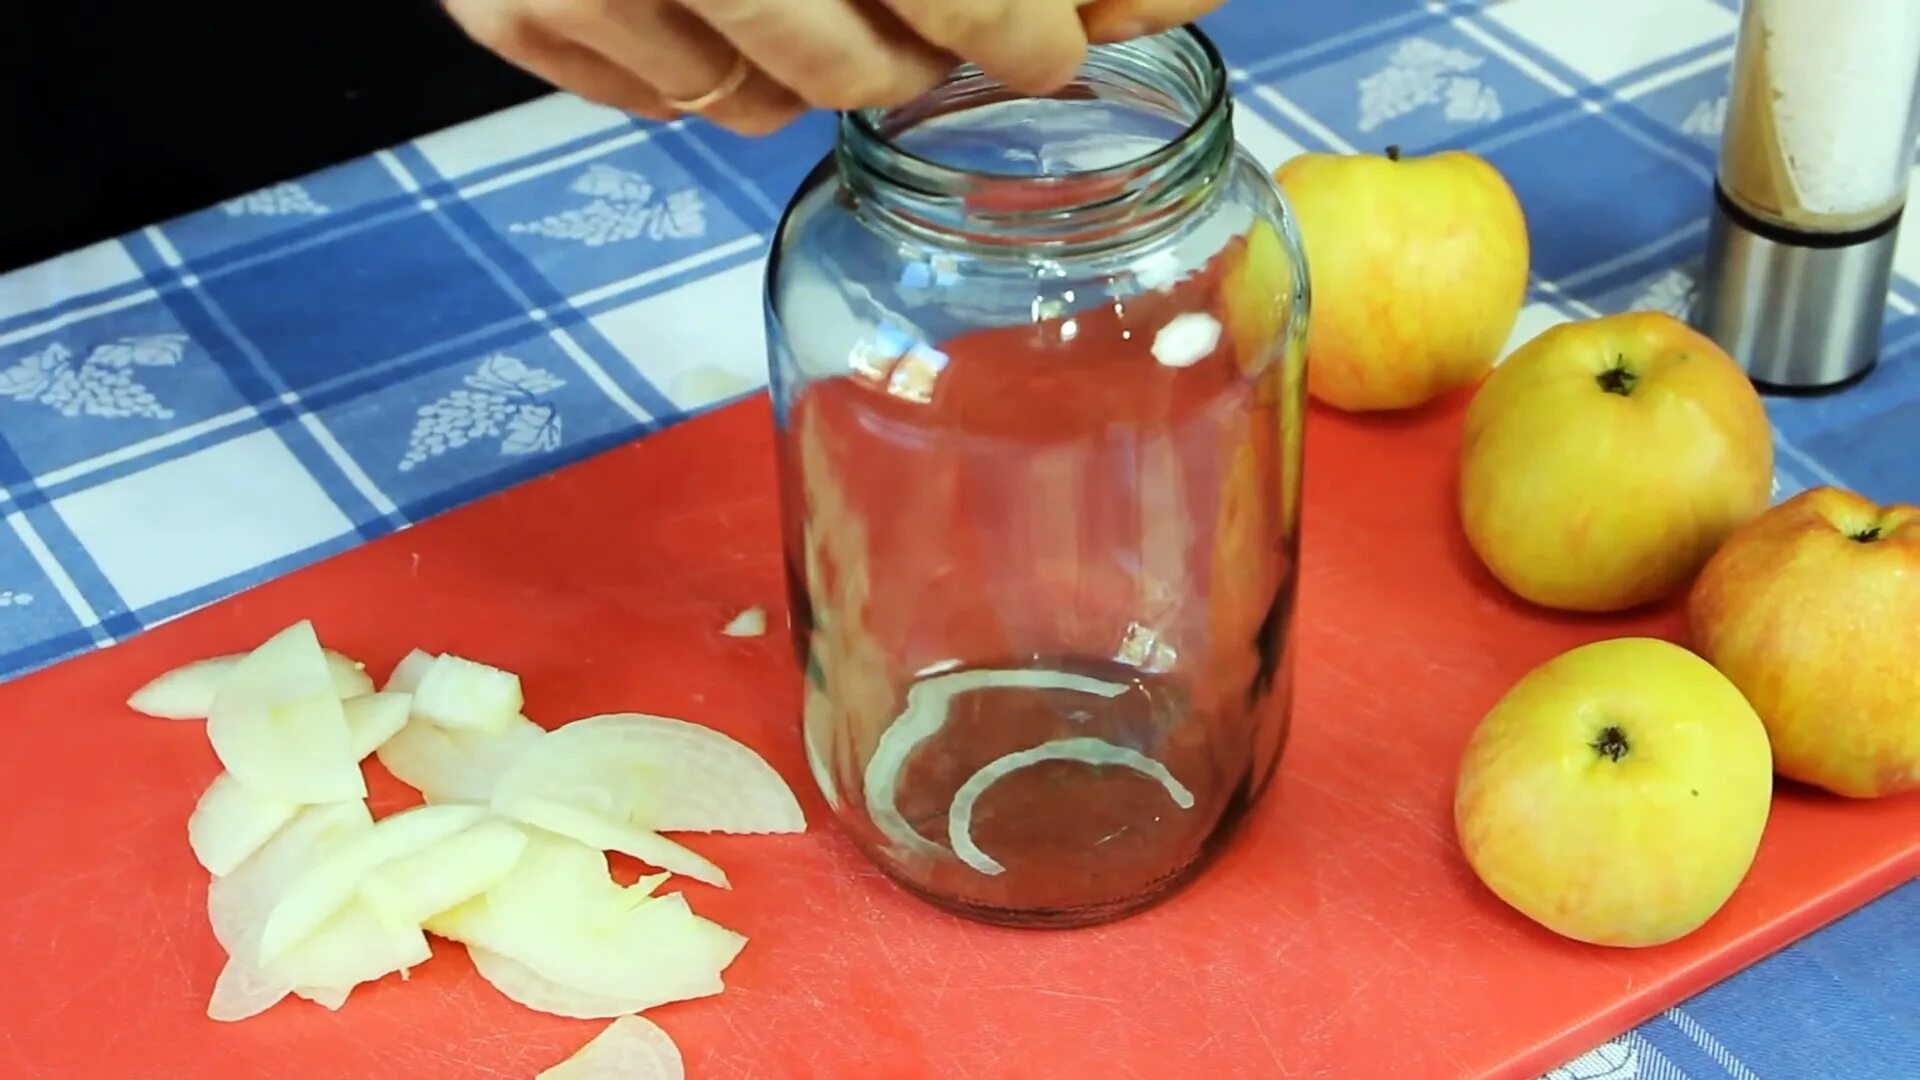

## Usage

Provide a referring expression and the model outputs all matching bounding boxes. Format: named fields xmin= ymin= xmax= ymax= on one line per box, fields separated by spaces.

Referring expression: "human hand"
xmin=443 ymin=0 xmax=1227 ymax=137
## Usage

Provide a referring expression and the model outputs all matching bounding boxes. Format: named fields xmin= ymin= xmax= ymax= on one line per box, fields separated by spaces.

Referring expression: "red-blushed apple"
xmin=1459 ymin=311 xmax=1773 ymax=612
xmin=1275 ymin=146 xmax=1527 ymax=411
xmin=1689 ymin=487 xmax=1920 ymax=798
xmin=1455 ymin=637 xmax=1772 ymax=947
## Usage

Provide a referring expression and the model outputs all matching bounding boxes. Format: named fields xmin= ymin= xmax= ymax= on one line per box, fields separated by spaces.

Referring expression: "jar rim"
xmin=840 ymin=24 xmax=1230 ymax=190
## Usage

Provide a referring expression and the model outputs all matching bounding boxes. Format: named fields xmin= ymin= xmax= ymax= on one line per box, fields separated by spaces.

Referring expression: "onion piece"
xmin=720 ymin=607 xmax=767 ymax=638
xmin=296 ymin=985 xmax=351 ymax=1011
xmin=189 ymin=772 xmax=301 ymax=877
xmin=358 ymin=819 xmax=530 ymax=926
xmin=268 ymin=901 xmax=431 ymax=990
xmin=214 ymin=902 xmax=428 ymax=1020
xmin=343 ymin=692 xmax=413 ymax=758
xmin=207 ymin=621 xmax=365 ymax=803
xmin=947 ymin=736 xmax=1196 ymax=876
xmin=429 ymin=833 xmax=743 ymax=1006
xmin=205 ymin=801 xmax=373 ymax=1020
xmin=863 ymin=669 xmax=1127 ymax=860
xmin=383 ymin=649 xmax=437 ymax=695
xmin=411 ymin=654 xmax=523 ymax=732
xmin=376 ymin=712 xmax=544 ymax=803
xmin=492 ymin=713 xmax=804 ymax=835
xmin=468 ymin=945 xmax=651 ymax=1019
xmin=258 ymin=803 xmax=486 ymax=965
xmin=494 ymin=795 xmax=729 ymax=888
xmin=537 ymin=1016 xmax=685 ymax=1080
xmin=129 ymin=649 xmax=373 ymax=720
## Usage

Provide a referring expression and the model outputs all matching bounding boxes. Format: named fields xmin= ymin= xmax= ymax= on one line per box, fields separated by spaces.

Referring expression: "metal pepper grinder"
xmin=1695 ymin=0 xmax=1920 ymax=392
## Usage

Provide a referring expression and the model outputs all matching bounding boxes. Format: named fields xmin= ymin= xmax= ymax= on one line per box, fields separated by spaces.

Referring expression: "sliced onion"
xmin=411 ymin=654 xmax=524 ymax=732
xmin=494 ymin=795 xmax=728 ymax=888
xmin=802 ymin=685 xmax=841 ymax=811
xmin=258 ymin=803 xmax=486 ymax=965
xmin=536 ymin=1015 xmax=685 ymax=1080
xmin=431 ymin=833 xmax=743 ymax=1006
xmin=343 ymin=692 xmax=413 ymax=759
xmin=947 ymin=736 xmax=1195 ymax=876
xmin=468 ymin=945 xmax=651 ymax=1019
xmin=358 ymin=819 xmax=530 ymax=927
xmin=376 ymin=713 xmax=544 ymax=803
xmin=268 ymin=901 xmax=431 ymax=991
xmin=492 ymin=713 xmax=804 ymax=835
xmin=383 ymin=648 xmax=437 ymax=695
xmin=207 ymin=622 xmax=365 ymax=803
xmin=130 ymin=649 xmax=373 ymax=720
xmin=862 ymin=669 xmax=1126 ymax=860
xmin=295 ymin=985 xmax=351 ymax=1011
xmin=188 ymin=772 xmax=300 ymax=877
xmin=205 ymin=801 xmax=373 ymax=1020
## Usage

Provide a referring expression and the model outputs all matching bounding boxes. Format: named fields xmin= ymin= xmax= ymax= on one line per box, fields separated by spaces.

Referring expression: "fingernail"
xmin=1089 ymin=19 xmax=1155 ymax=44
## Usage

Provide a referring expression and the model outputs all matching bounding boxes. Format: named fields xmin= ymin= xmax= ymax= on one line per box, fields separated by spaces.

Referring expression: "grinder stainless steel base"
xmin=1694 ymin=184 xmax=1900 ymax=393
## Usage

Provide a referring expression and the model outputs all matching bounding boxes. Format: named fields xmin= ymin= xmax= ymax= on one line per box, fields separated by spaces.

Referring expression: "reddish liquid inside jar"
xmin=784 ymin=239 xmax=1298 ymax=925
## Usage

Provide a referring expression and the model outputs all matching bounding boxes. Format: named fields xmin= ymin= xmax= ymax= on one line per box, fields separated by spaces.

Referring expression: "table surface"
xmin=1 ymin=1 xmax=1914 ymax=1076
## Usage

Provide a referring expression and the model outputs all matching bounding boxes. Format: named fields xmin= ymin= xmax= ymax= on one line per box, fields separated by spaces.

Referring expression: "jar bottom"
xmin=870 ymin=834 xmax=1215 ymax=929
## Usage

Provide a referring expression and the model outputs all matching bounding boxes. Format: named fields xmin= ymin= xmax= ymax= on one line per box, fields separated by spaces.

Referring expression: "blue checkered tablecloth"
xmin=0 ymin=1 xmax=1914 ymax=1075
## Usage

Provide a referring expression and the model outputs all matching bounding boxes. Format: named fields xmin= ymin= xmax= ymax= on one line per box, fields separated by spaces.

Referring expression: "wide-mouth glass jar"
xmin=764 ymin=26 xmax=1308 ymax=928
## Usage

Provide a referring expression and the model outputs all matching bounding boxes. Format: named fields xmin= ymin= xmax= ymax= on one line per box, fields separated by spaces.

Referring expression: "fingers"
xmin=587 ymin=1 xmax=806 ymax=134
xmin=682 ymin=0 xmax=957 ymax=112
xmin=446 ymin=0 xmax=677 ymax=120
xmin=883 ymin=0 xmax=1089 ymax=94
xmin=1076 ymin=0 xmax=1222 ymax=44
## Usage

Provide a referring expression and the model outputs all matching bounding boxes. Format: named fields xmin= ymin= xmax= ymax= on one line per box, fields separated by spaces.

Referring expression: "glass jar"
xmin=764 ymin=26 xmax=1308 ymax=928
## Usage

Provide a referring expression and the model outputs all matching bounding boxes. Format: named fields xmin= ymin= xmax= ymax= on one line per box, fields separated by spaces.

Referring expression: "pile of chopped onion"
xmin=128 ymin=618 xmax=804 ymax=1077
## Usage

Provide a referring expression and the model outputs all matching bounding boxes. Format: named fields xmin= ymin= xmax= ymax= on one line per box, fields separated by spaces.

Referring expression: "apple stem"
xmin=1591 ymin=725 xmax=1630 ymax=763
xmin=1597 ymin=363 xmax=1639 ymax=396
xmin=1385 ymin=145 xmax=1401 ymax=162
xmin=1851 ymin=526 xmax=1883 ymax=543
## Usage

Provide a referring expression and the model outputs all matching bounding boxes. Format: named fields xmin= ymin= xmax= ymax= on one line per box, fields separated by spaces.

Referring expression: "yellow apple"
xmin=1689 ymin=487 xmax=1920 ymax=798
xmin=1459 ymin=311 xmax=1773 ymax=612
xmin=1455 ymin=637 xmax=1773 ymax=947
xmin=1275 ymin=146 xmax=1528 ymax=411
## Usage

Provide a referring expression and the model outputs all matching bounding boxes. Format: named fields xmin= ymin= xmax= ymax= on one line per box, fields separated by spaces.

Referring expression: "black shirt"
xmin=3 ymin=0 xmax=547 ymax=271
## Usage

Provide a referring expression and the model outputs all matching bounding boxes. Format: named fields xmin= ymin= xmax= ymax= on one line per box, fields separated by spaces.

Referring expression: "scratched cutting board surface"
xmin=3 ymin=393 xmax=1916 ymax=1080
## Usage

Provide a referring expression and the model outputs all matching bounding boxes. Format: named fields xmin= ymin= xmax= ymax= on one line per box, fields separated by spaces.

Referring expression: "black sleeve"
xmin=2 ymin=0 xmax=550 ymax=272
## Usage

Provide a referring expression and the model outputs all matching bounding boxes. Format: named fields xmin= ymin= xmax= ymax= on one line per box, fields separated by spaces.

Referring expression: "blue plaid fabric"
xmin=0 ymin=1 xmax=1913 ymax=1075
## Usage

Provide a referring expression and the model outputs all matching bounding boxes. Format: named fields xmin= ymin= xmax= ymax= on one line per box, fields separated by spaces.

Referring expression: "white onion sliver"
xmin=343 ymin=692 xmax=413 ymax=759
xmin=863 ymin=670 xmax=1126 ymax=860
xmin=258 ymin=802 xmax=486 ymax=965
xmin=188 ymin=772 xmax=300 ymax=877
xmin=492 ymin=713 xmax=804 ymax=835
xmin=358 ymin=819 xmax=530 ymax=926
xmin=204 ymin=801 xmax=373 ymax=1022
xmin=296 ymin=984 xmax=351 ymax=1010
xmin=130 ymin=649 xmax=371 ymax=720
xmin=267 ymin=902 xmax=431 ymax=992
xmin=376 ymin=713 xmax=544 ymax=803
xmin=802 ymin=685 xmax=841 ymax=811
xmin=495 ymin=795 xmax=729 ymax=888
xmin=207 ymin=953 xmax=294 ymax=1023
xmin=412 ymin=654 xmax=523 ymax=732
xmin=947 ymin=736 xmax=1195 ymax=876
xmin=207 ymin=622 xmax=364 ymax=803
xmin=537 ymin=1015 xmax=685 ymax=1080
xmin=208 ymin=801 xmax=374 ymax=952
xmin=383 ymin=649 xmax=437 ymax=695
xmin=720 ymin=607 xmax=767 ymax=638
xmin=468 ymin=945 xmax=651 ymax=1019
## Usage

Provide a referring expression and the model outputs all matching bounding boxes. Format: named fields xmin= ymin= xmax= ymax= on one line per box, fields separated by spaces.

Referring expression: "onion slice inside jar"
xmin=946 ymin=736 xmax=1196 ymax=876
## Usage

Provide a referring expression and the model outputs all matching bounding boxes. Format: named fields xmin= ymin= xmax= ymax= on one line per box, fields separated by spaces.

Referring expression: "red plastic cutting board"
xmin=2 ymin=393 xmax=1915 ymax=1080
